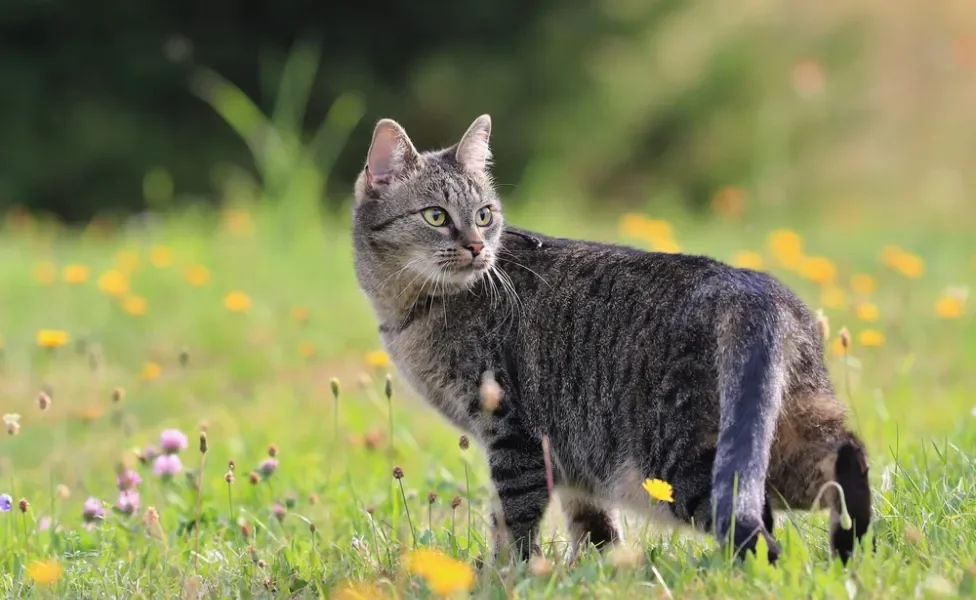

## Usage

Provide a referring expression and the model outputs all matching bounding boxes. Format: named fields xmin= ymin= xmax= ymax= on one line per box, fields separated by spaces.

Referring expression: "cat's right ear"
xmin=365 ymin=119 xmax=419 ymax=188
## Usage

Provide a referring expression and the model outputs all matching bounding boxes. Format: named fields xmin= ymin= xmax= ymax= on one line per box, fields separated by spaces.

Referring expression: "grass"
xmin=0 ymin=197 xmax=974 ymax=599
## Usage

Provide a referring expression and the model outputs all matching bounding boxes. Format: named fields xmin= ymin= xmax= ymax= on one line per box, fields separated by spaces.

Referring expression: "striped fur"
xmin=352 ymin=116 xmax=872 ymax=565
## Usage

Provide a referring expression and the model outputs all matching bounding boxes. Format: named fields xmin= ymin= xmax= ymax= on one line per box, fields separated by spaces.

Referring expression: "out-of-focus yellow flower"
xmin=98 ymin=270 xmax=129 ymax=297
xmin=935 ymin=290 xmax=966 ymax=319
xmin=34 ymin=261 xmax=57 ymax=285
xmin=881 ymin=246 xmax=924 ymax=279
xmin=403 ymin=549 xmax=475 ymax=597
xmin=854 ymin=302 xmax=879 ymax=323
xmin=365 ymin=351 xmax=390 ymax=368
xmin=618 ymin=214 xmax=675 ymax=245
xmin=858 ymin=330 xmax=885 ymax=347
xmin=331 ymin=582 xmax=388 ymax=600
xmin=122 ymin=295 xmax=148 ymax=316
xmin=184 ymin=265 xmax=210 ymax=287
xmin=821 ymin=286 xmax=848 ymax=310
xmin=36 ymin=329 xmax=69 ymax=349
xmin=830 ymin=336 xmax=847 ymax=356
xmin=291 ymin=306 xmax=310 ymax=323
xmin=767 ymin=229 xmax=804 ymax=269
xmin=651 ymin=237 xmax=681 ymax=254
xmin=299 ymin=341 xmax=316 ymax=358
xmin=224 ymin=291 xmax=251 ymax=313
xmin=141 ymin=361 xmax=161 ymax=381
xmin=115 ymin=250 xmax=140 ymax=274
xmin=799 ymin=256 xmax=836 ymax=285
xmin=730 ymin=251 xmax=764 ymax=271
xmin=222 ymin=209 xmax=253 ymax=236
xmin=642 ymin=478 xmax=674 ymax=503
xmin=711 ymin=186 xmax=746 ymax=218
xmin=62 ymin=264 xmax=89 ymax=284
xmin=850 ymin=274 xmax=876 ymax=296
xmin=149 ymin=246 xmax=173 ymax=268
xmin=26 ymin=560 xmax=62 ymax=585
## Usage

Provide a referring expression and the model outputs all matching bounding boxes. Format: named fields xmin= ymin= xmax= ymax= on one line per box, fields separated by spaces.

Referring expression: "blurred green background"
xmin=4 ymin=0 xmax=974 ymax=226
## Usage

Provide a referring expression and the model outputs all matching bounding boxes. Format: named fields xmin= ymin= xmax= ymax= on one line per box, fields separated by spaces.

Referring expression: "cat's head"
xmin=352 ymin=115 xmax=503 ymax=304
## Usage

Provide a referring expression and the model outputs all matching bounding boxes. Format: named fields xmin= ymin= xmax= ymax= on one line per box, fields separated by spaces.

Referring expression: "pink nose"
xmin=465 ymin=241 xmax=484 ymax=257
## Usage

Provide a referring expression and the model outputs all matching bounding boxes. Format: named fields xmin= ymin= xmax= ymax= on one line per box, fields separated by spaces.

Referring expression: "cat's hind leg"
xmin=560 ymin=492 xmax=621 ymax=559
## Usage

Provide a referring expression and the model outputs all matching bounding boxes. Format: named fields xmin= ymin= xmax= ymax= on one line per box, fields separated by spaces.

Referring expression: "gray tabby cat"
xmin=352 ymin=115 xmax=872 ymax=565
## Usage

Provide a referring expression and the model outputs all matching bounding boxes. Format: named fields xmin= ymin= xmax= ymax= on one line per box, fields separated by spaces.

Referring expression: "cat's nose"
xmin=465 ymin=241 xmax=484 ymax=257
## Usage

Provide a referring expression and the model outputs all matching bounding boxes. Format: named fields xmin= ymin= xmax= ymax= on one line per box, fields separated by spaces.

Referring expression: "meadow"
xmin=0 ymin=196 xmax=973 ymax=599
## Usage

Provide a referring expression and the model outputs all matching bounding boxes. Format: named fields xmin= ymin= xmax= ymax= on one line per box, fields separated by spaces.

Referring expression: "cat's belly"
xmin=559 ymin=461 xmax=686 ymax=528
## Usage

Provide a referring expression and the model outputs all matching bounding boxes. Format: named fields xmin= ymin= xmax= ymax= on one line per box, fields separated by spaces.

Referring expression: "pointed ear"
xmin=455 ymin=114 xmax=492 ymax=173
xmin=365 ymin=119 xmax=418 ymax=186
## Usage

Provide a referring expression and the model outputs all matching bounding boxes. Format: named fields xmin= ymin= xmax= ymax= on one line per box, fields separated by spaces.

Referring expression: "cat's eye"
xmin=422 ymin=207 xmax=449 ymax=227
xmin=475 ymin=206 xmax=493 ymax=227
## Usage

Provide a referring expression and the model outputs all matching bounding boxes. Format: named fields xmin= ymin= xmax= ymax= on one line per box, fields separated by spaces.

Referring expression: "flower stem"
xmin=397 ymin=479 xmax=417 ymax=548
xmin=193 ymin=453 xmax=206 ymax=572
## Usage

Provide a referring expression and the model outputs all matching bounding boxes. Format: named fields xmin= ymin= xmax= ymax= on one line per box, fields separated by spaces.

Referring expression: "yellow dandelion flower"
xmin=935 ymin=295 xmax=965 ymax=319
xmin=711 ymin=186 xmax=746 ymax=218
xmin=184 ymin=265 xmax=211 ymax=287
xmin=651 ymin=237 xmax=681 ymax=254
xmin=643 ymin=219 xmax=674 ymax=242
xmin=62 ymin=264 xmax=90 ymax=284
xmin=858 ymin=330 xmax=885 ymax=347
xmin=115 ymin=249 xmax=140 ymax=274
xmin=26 ymin=560 xmax=62 ymax=585
xmin=224 ymin=291 xmax=251 ymax=313
xmin=365 ymin=351 xmax=390 ymax=368
xmin=122 ymin=295 xmax=148 ymax=316
xmin=97 ymin=270 xmax=129 ymax=297
xmin=149 ymin=246 xmax=173 ymax=268
xmin=880 ymin=246 xmax=924 ymax=279
xmin=36 ymin=329 xmax=69 ymax=349
xmin=854 ymin=302 xmax=879 ymax=323
xmin=642 ymin=478 xmax=674 ymax=503
xmin=222 ymin=209 xmax=253 ymax=236
xmin=140 ymin=361 xmax=161 ymax=381
xmin=34 ymin=261 xmax=57 ymax=285
xmin=75 ymin=404 xmax=105 ymax=422
xmin=799 ymin=256 xmax=837 ymax=286
xmin=291 ymin=306 xmax=310 ymax=323
xmin=619 ymin=213 xmax=648 ymax=239
xmin=767 ymin=229 xmax=804 ymax=269
xmin=331 ymin=581 xmax=388 ymax=600
xmin=299 ymin=341 xmax=317 ymax=358
xmin=403 ymin=549 xmax=475 ymax=597
xmin=820 ymin=286 xmax=848 ymax=310
xmin=850 ymin=273 xmax=876 ymax=296
xmin=731 ymin=251 xmax=764 ymax=271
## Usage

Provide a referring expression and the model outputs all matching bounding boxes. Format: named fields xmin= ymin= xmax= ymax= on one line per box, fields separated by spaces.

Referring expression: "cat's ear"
xmin=455 ymin=114 xmax=492 ymax=173
xmin=365 ymin=119 xmax=419 ymax=187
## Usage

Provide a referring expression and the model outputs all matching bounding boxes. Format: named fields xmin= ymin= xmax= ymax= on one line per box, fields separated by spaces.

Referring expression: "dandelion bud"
xmin=839 ymin=327 xmax=851 ymax=350
xmin=18 ymin=498 xmax=30 ymax=513
xmin=37 ymin=391 xmax=52 ymax=411
xmin=228 ymin=459 xmax=236 ymax=471
xmin=450 ymin=496 xmax=462 ymax=509
xmin=839 ymin=505 xmax=853 ymax=531
xmin=384 ymin=374 xmax=393 ymax=400
xmin=112 ymin=388 xmax=125 ymax=403
xmin=199 ymin=432 xmax=208 ymax=454
xmin=459 ymin=435 xmax=470 ymax=451
xmin=392 ymin=466 xmax=404 ymax=480
xmin=309 ymin=523 xmax=316 ymax=534
xmin=144 ymin=506 xmax=159 ymax=526
xmin=240 ymin=521 xmax=252 ymax=538
xmin=308 ymin=493 xmax=319 ymax=505
xmin=249 ymin=472 xmax=260 ymax=485
xmin=330 ymin=378 xmax=340 ymax=400
xmin=427 ymin=492 xmax=437 ymax=505
xmin=224 ymin=471 xmax=235 ymax=484
xmin=267 ymin=444 xmax=278 ymax=458
xmin=816 ymin=309 xmax=830 ymax=341
xmin=256 ymin=559 xmax=266 ymax=569
xmin=480 ymin=371 xmax=502 ymax=413
xmin=365 ymin=505 xmax=375 ymax=515
xmin=56 ymin=484 xmax=71 ymax=499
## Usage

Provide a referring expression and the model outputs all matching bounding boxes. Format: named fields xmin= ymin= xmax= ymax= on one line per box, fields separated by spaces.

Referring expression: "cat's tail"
xmin=829 ymin=432 xmax=872 ymax=563
xmin=711 ymin=288 xmax=787 ymax=561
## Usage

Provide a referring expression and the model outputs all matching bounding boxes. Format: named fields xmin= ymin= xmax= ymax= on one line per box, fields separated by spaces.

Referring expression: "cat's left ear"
xmin=455 ymin=114 xmax=492 ymax=173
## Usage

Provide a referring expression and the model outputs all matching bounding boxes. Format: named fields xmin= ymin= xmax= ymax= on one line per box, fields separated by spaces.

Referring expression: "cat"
xmin=351 ymin=114 xmax=872 ymax=565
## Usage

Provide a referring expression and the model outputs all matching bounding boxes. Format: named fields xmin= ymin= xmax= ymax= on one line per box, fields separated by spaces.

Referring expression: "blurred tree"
xmin=0 ymin=0 xmax=862 ymax=220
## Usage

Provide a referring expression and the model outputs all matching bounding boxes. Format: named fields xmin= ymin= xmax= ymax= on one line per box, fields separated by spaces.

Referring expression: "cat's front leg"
xmin=486 ymin=427 xmax=550 ymax=562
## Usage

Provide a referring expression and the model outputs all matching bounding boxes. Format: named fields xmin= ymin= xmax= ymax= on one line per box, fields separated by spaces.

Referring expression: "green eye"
xmin=475 ymin=206 xmax=493 ymax=227
xmin=422 ymin=207 xmax=448 ymax=227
